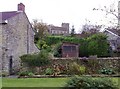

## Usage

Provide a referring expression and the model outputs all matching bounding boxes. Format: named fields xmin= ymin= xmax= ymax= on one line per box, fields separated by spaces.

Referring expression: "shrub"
xmin=68 ymin=62 xmax=86 ymax=75
xmin=28 ymin=72 xmax=34 ymax=77
xmin=20 ymin=54 xmax=37 ymax=66
xmin=1 ymin=72 xmax=8 ymax=77
xmin=53 ymin=42 xmax=62 ymax=57
xmin=36 ymin=40 xmax=51 ymax=52
xmin=18 ymin=71 xmax=34 ymax=76
xmin=34 ymin=50 xmax=50 ymax=67
xmin=99 ymin=68 xmax=115 ymax=75
xmin=20 ymin=50 xmax=51 ymax=74
xmin=53 ymin=64 xmax=61 ymax=76
xmin=45 ymin=68 xmax=53 ymax=75
xmin=45 ymin=36 xmax=84 ymax=46
xmin=79 ymin=40 xmax=89 ymax=57
xmin=87 ymin=59 xmax=100 ymax=74
xmin=20 ymin=50 xmax=50 ymax=67
xmin=87 ymin=33 xmax=109 ymax=57
xmin=79 ymin=66 xmax=86 ymax=75
xmin=64 ymin=76 xmax=118 ymax=89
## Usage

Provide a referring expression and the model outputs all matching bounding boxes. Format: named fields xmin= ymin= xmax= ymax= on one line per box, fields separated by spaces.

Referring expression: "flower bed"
xmin=20 ymin=57 xmax=120 ymax=77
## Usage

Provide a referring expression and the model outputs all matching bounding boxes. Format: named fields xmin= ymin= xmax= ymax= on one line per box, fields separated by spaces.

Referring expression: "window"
xmin=71 ymin=46 xmax=76 ymax=51
xmin=63 ymin=46 xmax=71 ymax=52
xmin=63 ymin=46 xmax=76 ymax=52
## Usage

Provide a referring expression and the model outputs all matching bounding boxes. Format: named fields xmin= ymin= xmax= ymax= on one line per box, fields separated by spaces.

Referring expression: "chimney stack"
xmin=18 ymin=3 xmax=25 ymax=12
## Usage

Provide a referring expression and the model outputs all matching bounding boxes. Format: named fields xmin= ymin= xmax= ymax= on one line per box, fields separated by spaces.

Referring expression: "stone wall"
xmin=1 ymin=12 xmax=39 ymax=75
xmin=0 ymin=24 xmax=2 ymax=74
xmin=50 ymin=57 xmax=120 ymax=74
xmin=21 ymin=57 xmax=120 ymax=75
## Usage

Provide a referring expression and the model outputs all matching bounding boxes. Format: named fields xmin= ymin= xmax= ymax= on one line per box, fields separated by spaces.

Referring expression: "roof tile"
xmin=0 ymin=11 xmax=21 ymax=21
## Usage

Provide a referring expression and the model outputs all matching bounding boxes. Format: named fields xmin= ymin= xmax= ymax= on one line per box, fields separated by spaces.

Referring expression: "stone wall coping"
xmin=51 ymin=57 xmax=120 ymax=60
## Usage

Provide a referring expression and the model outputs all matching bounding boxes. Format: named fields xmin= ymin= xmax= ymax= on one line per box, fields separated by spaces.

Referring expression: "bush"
xmin=36 ymin=40 xmax=51 ymax=52
xmin=79 ymin=40 xmax=89 ymax=57
xmin=20 ymin=50 xmax=51 ymax=74
xmin=87 ymin=59 xmax=100 ymax=74
xmin=18 ymin=71 xmax=34 ymax=76
xmin=45 ymin=36 xmax=84 ymax=46
xmin=20 ymin=54 xmax=37 ymax=66
xmin=99 ymin=68 xmax=115 ymax=75
xmin=1 ymin=72 xmax=8 ymax=77
xmin=68 ymin=62 xmax=86 ymax=75
xmin=45 ymin=68 xmax=53 ymax=75
xmin=79 ymin=66 xmax=86 ymax=75
xmin=87 ymin=33 xmax=109 ymax=57
xmin=53 ymin=42 xmax=62 ymax=57
xmin=20 ymin=50 xmax=50 ymax=67
xmin=34 ymin=50 xmax=50 ymax=67
xmin=64 ymin=76 xmax=118 ymax=89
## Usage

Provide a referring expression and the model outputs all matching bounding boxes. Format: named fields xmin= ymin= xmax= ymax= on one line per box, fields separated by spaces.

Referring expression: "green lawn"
xmin=2 ymin=77 xmax=120 ymax=88
xmin=2 ymin=78 xmax=69 ymax=87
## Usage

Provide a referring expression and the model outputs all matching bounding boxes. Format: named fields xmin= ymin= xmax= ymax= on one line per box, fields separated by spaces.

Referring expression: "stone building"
xmin=0 ymin=3 xmax=39 ymax=75
xmin=103 ymin=28 xmax=120 ymax=52
xmin=47 ymin=23 xmax=69 ymax=35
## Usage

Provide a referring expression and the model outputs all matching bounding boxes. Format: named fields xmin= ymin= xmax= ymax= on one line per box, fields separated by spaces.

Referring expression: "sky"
xmin=0 ymin=0 xmax=119 ymax=33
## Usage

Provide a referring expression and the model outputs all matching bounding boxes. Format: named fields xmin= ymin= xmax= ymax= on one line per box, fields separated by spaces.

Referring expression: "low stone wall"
xmin=52 ymin=57 xmax=120 ymax=60
xmin=51 ymin=57 xmax=120 ymax=73
xmin=21 ymin=57 xmax=120 ymax=75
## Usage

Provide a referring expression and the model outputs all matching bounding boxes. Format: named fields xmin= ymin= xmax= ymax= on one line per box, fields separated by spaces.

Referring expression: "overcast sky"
xmin=0 ymin=0 xmax=119 ymax=33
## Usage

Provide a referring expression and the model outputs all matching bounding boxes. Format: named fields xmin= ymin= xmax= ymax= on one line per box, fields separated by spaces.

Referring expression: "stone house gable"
xmin=103 ymin=29 xmax=120 ymax=52
xmin=0 ymin=3 xmax=39 ymax=75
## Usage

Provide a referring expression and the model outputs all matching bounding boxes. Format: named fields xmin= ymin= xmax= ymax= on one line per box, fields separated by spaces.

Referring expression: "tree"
xmin=32 ymin=19 xmax=49 ymax=41
xmin=71 ymin=25 xmax=75 ymax=37
xmin=93 ymin=1 xmax=120 ymax=52
xmin=87 ymin=33 xmax=109 ymax=57
xmin=32 ymin=20 xmax=50 ymax=50
xmin=81 ymin=24 xmax=101 ymax=38
xmin=93 ymin=1 xmax=118 ymax=26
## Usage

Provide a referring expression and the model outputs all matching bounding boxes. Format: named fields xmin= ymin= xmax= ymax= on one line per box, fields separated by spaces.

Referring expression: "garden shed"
xmin=62 ymin=42 xmax=79 ymax=57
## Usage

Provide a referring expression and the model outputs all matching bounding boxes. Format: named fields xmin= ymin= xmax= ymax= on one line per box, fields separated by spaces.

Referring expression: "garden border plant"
xmin=19 ymin=56 xmax=120 ymax=78
xmin=64 ymin=75 xmax=119 ymax=89
xmin=20 ymin=50 xmax=51 ymax=75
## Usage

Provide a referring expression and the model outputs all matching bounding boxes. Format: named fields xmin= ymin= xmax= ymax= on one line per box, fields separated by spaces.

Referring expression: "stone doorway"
xmin=9 ymin=56 xmax=13 ymax=75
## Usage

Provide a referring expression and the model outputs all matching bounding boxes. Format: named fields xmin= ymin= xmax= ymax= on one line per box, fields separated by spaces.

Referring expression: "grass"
xmin=2 ymin=78 xmax=69 ymax=87
xmin=2 ymin=77 xmax=120 ymax=88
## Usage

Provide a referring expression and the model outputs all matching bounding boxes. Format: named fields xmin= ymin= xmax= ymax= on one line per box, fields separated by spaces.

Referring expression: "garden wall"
xmin=21 ymin=57 xmax=120 ymax=75
xmin=50 ymin=57 xmax=120 ymax=74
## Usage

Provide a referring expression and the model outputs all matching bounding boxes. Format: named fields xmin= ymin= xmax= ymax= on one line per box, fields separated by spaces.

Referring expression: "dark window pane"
xmin=71 ymin=46 xmax=76 ymax=51
xmin=63 ymin=46 xmax=71 ymax=52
